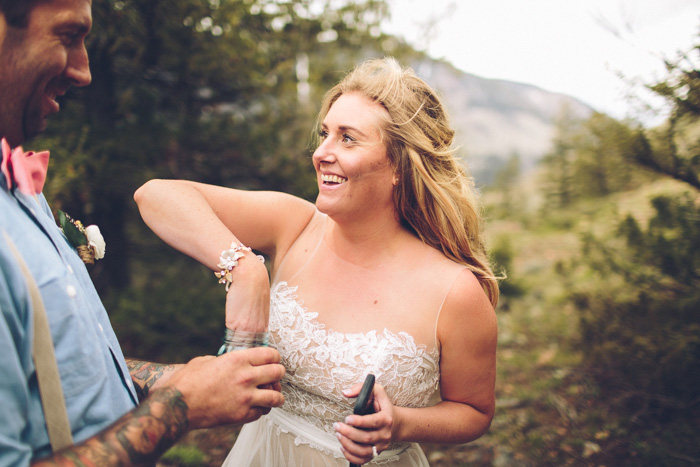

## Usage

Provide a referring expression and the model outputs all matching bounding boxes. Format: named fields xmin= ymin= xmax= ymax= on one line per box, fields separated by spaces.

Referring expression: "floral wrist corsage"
xmin=58 ymin=210 xmax=106 ymax=265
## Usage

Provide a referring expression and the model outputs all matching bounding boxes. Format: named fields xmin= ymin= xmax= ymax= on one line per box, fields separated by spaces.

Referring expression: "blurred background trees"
xmin=489 ymin=33 xmax=699 ymax=465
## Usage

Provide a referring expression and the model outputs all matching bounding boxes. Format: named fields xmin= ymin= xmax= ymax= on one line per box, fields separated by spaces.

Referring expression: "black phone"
xmin=353 ymin=373 xmax=375 ymax=416
xmin=350 ymin=374 xmax=376 ymax=467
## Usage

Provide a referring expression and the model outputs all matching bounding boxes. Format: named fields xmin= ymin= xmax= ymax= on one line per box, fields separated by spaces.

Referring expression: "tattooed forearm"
xmin=126 ymin=359 xmax=178 ymax=400
xmin=115 ymin=387 xmax=189 ymax=464
xmin=34 ymin=387 xmax=189 ymax=467
xmin=49 ymin=441 xmax=121 ymax=466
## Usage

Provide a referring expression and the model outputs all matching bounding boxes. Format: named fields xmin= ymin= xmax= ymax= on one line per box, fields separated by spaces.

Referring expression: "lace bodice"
xmin=269 ymin=281 xmax=440 ymax=437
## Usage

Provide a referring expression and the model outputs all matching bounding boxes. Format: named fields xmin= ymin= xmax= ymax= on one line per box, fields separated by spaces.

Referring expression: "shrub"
xmin=571 ymin=194 xmax=700 ymax=408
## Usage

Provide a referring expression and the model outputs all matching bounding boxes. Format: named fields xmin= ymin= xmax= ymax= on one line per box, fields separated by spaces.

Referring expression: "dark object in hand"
xmin=354 ymin=373 xmax=375 ymax=415
xmin=350 ymin=374 xmax=375 ymax=467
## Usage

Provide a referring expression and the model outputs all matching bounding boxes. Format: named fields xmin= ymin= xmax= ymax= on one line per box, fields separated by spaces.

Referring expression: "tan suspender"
xmin=3 ymin=231 xmax=74 ymax=452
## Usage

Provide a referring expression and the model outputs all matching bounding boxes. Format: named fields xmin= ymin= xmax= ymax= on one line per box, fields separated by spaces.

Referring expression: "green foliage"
xmin=489 ymin=235 xmax=525 ymax=302
xmin=57 ymin=210 xmax=87 ymax=247
xmin=530 ymin=30 xmax=700 ymax=463
xmin=160 ymin=444 xmax=207 ymax=466
xmin=487 ymin=152 xmax=526 ymax=219
xmin=539 ymin=106 xmax=580 ymax=209
xmin=640 ymin=40 xmax=700 ymax=189
xmin=104 ymin=256 xmax=226 ymax=362
xmin=569 ymin=193 xmax=700 ymax=407
xmin=569 ymin=113 xmax=639 ymax=197
xmin=539 ymin=109 xmax=656 ymax=214
xmin=478 ymin=27 xmax=700 ymax=464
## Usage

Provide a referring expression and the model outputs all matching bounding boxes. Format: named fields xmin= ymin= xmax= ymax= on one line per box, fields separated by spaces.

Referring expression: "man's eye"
xmin=62 ymin=33 xmax=83 ymax=47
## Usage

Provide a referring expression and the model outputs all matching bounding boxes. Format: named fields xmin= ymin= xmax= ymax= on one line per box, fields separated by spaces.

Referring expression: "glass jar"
xmin=217 ymin=329 xmax=269 ymax=355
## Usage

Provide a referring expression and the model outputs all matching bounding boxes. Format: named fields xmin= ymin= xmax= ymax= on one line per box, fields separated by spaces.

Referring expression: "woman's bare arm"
xmin=134 ymin=179 xmax=315 ymax=330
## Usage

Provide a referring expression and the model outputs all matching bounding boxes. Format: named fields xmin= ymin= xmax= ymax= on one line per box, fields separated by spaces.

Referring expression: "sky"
xmin=383 ymin=0 xmax=700 ymax=121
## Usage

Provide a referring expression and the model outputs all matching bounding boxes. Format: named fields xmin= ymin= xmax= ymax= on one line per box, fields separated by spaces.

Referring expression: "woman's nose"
xmin=312 ymin=139 xmax=336 ymax=164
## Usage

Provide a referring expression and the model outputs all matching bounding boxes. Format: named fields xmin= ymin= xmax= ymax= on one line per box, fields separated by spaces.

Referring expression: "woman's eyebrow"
xmin=337 ymin=125 xmax=368 ymax=138
xmin=320 ymin=122 xmax=369 ymax=138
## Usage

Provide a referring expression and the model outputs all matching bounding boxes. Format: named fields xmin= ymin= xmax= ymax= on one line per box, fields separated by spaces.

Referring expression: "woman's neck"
xmin=324 ymin=210 xmax=416 ymax=267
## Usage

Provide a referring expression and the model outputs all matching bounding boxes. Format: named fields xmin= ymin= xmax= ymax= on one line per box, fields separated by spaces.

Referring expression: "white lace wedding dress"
xmin=222 ymin=211 xmax=465 ymax=466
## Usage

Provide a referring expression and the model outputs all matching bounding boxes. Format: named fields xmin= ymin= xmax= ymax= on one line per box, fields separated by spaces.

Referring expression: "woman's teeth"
xmin=322 ymin=174 xmax=347 ymax=184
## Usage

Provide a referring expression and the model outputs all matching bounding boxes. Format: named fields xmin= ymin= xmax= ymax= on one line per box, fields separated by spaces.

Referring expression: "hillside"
xmin=411 ymin=59 xmax=594 ymax=183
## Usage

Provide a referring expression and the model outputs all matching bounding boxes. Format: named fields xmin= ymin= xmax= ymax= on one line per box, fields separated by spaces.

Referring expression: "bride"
xmin=135 ymin=57 xmax=498 ymax=466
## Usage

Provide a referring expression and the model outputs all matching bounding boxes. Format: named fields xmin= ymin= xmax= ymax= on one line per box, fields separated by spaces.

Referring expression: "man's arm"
xmin=125 ymin=359 xmax=181 ymax=401
xmin=32 ymin=348 xmax=285 ymax=467
xmin=34 ymin=387 xmax=189 ymax=466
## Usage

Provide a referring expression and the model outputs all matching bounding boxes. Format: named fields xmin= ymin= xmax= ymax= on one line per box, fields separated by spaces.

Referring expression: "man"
xmin=0 ymin=1 xmax=284 ymax=465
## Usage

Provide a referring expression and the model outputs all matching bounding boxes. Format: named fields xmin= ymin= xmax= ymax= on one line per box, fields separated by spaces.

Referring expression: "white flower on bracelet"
xmin=215 ymin=242 xmax=265 ymax=291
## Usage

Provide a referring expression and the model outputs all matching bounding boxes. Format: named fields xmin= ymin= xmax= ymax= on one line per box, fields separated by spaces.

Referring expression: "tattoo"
xmin=55 ymin=442 xmax=120 ymax=466
xmin=115 ymin=387 xmax=189 ymax=464
xmin=126 ymin=359 xmax=176 ymax=400
xmin=38 ymin=388 xmax=189 ymax=466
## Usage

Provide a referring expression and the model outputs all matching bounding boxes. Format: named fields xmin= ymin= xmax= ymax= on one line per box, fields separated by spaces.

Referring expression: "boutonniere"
xmin=58 ymin=210 xmax=106 ymax=265
xmin=1 ymin=138 xmax=50 ymax=195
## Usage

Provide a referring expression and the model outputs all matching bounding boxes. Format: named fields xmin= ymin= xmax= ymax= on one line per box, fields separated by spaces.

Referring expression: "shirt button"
xmin=98 ymin=324 xmax=104 ymax=332
xmin=66 ymin=285 xmax=77 ymax=298
xmin=67 ymin=265 xmax=74 ymax=274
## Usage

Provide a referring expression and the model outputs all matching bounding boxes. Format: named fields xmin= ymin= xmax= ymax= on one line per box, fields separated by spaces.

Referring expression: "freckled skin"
xmin=312 ymin=93 xmax=396 ymax=223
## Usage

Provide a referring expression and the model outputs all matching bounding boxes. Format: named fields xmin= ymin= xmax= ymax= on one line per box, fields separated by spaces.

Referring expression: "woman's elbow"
xmin=455 ymin=403 xmax=495 ymax=444
xmin=476 ymin=411 xmax=494 ymax=439
xmin=134 ymin=179 xmax=167 ymax=206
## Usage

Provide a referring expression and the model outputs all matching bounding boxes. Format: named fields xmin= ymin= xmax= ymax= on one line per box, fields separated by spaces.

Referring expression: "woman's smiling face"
xmin=312 ymin=92 xmax=396 ymax=221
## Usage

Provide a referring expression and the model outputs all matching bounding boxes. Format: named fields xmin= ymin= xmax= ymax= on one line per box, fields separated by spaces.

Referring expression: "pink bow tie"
xmin=1 ymin=138 xmax=50 ymax=195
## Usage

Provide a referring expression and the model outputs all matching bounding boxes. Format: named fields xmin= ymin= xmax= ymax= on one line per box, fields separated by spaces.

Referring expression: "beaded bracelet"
xmin=214 ymin=242 xmax=265 ymax=291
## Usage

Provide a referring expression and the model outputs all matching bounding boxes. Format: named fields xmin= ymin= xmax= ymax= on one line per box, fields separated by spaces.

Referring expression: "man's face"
xmin=0 ymin=0 xmax=92 ymax=146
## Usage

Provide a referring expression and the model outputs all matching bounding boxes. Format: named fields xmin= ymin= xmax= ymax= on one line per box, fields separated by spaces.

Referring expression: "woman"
xmin=135 ymin=57 xmax=498 ymax=466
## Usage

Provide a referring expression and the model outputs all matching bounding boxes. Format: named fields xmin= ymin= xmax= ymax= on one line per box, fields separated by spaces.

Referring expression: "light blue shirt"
xmin=0 ymin=169 xmax=138 ymax=465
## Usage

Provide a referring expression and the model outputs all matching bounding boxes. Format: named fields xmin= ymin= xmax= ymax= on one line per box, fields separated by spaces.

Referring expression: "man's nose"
xmin=66 ymin=45 xmax=92 ymax=87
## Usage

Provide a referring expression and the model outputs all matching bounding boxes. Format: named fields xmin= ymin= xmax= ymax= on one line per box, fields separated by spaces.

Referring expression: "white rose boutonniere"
xmin=84 ymin=225 xmax=106 ymax=260
xmin=58 ymin=210 xmax=106 ymax=264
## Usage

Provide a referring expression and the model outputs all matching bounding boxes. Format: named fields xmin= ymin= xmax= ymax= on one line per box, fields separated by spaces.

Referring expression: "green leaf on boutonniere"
xmin=58 ymin=210 xmax=87 ymax=247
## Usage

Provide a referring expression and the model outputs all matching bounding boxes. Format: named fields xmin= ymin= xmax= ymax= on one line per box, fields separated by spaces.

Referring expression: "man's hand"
xmin=166 ymin=346 xmax=285 ymax=429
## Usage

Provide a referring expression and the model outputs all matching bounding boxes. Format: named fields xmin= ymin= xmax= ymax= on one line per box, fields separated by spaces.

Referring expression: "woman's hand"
xmin=224 ymin=251 xmax=270 ymax=333
xmin=334 ymin=382 xmax=397 ymax=465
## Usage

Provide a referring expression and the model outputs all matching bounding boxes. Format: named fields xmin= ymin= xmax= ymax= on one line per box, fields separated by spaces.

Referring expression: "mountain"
xmin=411 ymin=59 xmax=594 ymax=184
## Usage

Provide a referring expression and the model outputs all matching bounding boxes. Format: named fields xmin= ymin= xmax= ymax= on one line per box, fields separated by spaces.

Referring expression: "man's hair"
xmin=0 ymin=0 xmax=49 ymax=28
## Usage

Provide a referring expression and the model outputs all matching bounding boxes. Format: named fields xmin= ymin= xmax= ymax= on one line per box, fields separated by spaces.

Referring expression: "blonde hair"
xmin=316 ymin=57 xmax=499 ymax=307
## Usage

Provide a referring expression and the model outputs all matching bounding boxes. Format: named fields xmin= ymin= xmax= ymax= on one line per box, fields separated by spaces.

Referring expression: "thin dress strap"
xmin=271 ymin=209 xmax=327 ymax=285
xmin=433 ymin=265 xmax=468 ymax=351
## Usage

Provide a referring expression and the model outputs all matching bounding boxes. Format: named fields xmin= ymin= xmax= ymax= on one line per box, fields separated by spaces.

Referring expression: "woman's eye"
xmin=318 ymin=130 xmax=328 ymax=140
xmin=341 ymin=134 xmax=355 ymax=144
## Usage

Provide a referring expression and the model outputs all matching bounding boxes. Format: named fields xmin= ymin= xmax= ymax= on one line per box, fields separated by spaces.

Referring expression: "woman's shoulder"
xmin=271 ymin=204 xmax=326 ymax=273
xmin=411 ymin=238 xmax=468 ymax=276
xmin=437 ymin=265 xmax=496 ymax=340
